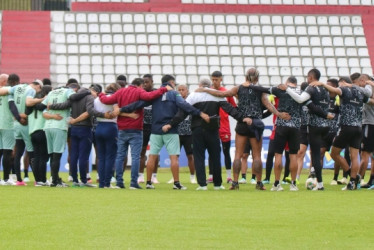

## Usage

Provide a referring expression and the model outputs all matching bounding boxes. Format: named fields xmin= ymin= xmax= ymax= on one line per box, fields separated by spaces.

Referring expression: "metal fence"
xmin=0 ymin=0 xmax=70 ymax=11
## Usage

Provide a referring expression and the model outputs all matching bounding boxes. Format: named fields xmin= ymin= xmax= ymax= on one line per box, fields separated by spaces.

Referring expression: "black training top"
xmin=338 ymin=85 xmax=368 ymax=127
xmin=237 ymin=85 xmax=263 ymax=120
xmin=305 ymin=85 xmax=330 ymax=127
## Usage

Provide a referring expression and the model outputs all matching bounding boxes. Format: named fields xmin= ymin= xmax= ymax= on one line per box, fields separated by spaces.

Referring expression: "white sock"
xmin=139 ymin=173 xmax=144 ymax=177
xmin=86 ymin=173 xmax=91 ymax=178
xmin=190 ymin=174 xmax=195 ymax=179
xmin=226 ymin=169 xmax=231 ymax=178
xmin=311 ymin=167 xmax=315 ymax=172
xmin=209 ymin=174 xmax=213 ymax=178
xmin=152 ymin=173 xmax=157 ymax=178
xmin=296 ymin=175 xmax=300 ymax=180
xmin=318 ymin=182 xmax=323 ymax=188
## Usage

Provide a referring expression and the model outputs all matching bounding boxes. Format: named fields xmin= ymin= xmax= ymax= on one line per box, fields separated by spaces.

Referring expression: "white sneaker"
xmin=238 ymin=178 xmax=247 ymax=184
xmin=330 ymin=180 xmax=338 ymax=185
xmin=4 ymin=179 xmax=16 ymax=186
xmin=23 ymin=177 xmax=30 ymax=182
xmin=190 ymin=177 xmax=197 ymax=184
xmin=214 ymin=185 xmax=225 ymax=190
xmin=0 ymin=180 xmax=5 ymax=185
xmin=196 ymin=186 xmax=208 ymax=191
xmin=290 ymin=184 xmax=299 ymax=191
xmin=250 ymin=179 xmax=256 ymax=185
xmin=9 ymin=174 xmax=17 ymax=182
xmin=337 ymin=177 xmax=348 ymax=185
xmin=110 ymin=177 xmax=116 ymax=183
xmin=167 ymin=178 xmax=174 ymax=184
xmin=146 ymin=183 xmax=155 ymax=189
xmin=271 ymin=184 xmax=284 ymax=191
xmin=137 ymin=175 xmax=145 ymax=184
xmin=67 ymin=176 xmax=73 ymax=182
xmin=151 ymin=176 xmax=160 ymax=184
xmin=360 ymin=179 xmax=367 ymax=186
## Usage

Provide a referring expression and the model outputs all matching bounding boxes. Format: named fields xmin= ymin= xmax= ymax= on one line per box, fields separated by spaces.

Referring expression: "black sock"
xmin=344 ymin=169 xmax=350 ymax=178
xmin=292 ymin=181 xmax=296 ymax=185
xmin=242 ymin=173 xmax=246 ymax=179
xmin=146 ymin=181 xmax=152 ymax=185
xmin=24 ymin=169 xmax=28 ymax=177
xmin=333 ymin=174 xmax=339 ymax=181
xmin=251 ymin=174 xmax=256 ymax=179
xmin=174 ymin=181 xmax=180 ymax=186
xmin=349 ymin=177 xmax=355 ymax=183
xmin=368 ymin=174 xmax=374 ymax=185
xmin=274 ymin=180 xmax=279 ymax=186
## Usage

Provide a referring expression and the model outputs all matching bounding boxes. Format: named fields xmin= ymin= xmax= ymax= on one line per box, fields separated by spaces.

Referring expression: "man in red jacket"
xmin=207 ymin=71 xmax=237 ymax=184
xmin=99 ymin=78 xmax=172 ymax=189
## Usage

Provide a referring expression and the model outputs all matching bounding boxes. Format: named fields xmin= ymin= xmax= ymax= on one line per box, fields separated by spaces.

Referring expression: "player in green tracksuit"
xmin=42 ymin=86 xmax=75 ymax=187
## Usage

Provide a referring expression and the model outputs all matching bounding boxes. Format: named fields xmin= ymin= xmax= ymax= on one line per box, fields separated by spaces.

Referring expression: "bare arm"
xmin=70 ymin=112 xmax=90 ymax=125
xmin=26 ymin=97 xmax=44 ymax=107
xmin=310 ymin=81 xmax=342 ymax=96
xmin=43 ymin=112 xmax=63 ymax=120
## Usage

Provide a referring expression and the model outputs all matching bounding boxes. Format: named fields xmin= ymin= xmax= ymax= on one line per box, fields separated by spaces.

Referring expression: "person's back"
xmin=237 ymin=85 xmax=263 ymax=119
xmin=339 ymin=85 xmax=367 ymax=127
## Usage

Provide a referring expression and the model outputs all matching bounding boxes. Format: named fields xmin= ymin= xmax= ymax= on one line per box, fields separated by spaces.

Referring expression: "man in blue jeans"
xmin=99 ymin=78 xmax=171 ymax=189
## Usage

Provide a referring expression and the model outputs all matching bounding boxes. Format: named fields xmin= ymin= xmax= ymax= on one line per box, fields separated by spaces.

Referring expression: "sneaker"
xmin=0 ymin=180 xmax=5 ymax=185
xmin=190 ymin=177 xmax=197 ymax=184
xmin=262 ymin=179 xmax=270 ymax=184
xmin=196 ymin=186 xmax=208 ymax=191
xmin=87 ymin=178 xmax=93 ymax=184
xmin=229 ymin=182 xmax=239 ymax=190
xmin=167 ymin=178 xmax=174 ymax=184
xmin=214 ymin=185 xmax=225 ymax=190
xmin=23 ymin=177 xmax=30 ymax=183
xmin=110 ymin=177 xmax=116 ymax=183
xmin=4 ymin=179 xmax=16 ymax=186
xmin=250 ymin=179 xmax=256 ymax=185
xmin=67 ymin=176 xmax=73 ymax=182
xmin=270 ymin=184 xmax=284 ymax=191
xmin=312 ymin=186 xmax=325 ymax=191
xmin=151 ymin=176 xmax=160 ymax=184
xmin=130 ymin=183 xmax=142 ymax=189
xmin=115 ymin=184 xmax=125 ymax=189
xmin=256 ymin=182 xmax=266 ymax=190
xmin=111 ymin=185 xmax=121 ymax=189
xmin=173 ymin=183 xmax=187 ymax=190
xmin=337 ymin=177 xmax=348 ymax=185
xmin=146 ymin=183 xmax=155 ymax=189
xmin=330 ymin=180 xmax=338 ymax=185
xmin=290 ymin=184 xmax=299 ymax=191
xmin=206 ymin=177 xmax=213 ymax=183
xmin=72 ymin=182 xmax=81 ymax=187
xmin=51 ymin=181 xmax=69 ymax=188
xmin=226 ymin=177 xmax=233 ymax=184
xmin=342 ymin=181 xmax=355 ymax=191
xmin=361 ymin=183 xmax=372 ymax=189
xmin=285 ymin=176 xmax=292 ymax=183
xmin=238 ymin=178 xmax=247 ymax=184
xmin=368 ymin=185 xmax=374 ymax=190
xmin=35 ymin=181 xmax=47 ymax=187
xmin=9 ymin=174 xmax=17 ymax=182
xmin=281 ymin=181 xmax=289 ymax=185
xmin=355 ymin=175 xmax=361 ymax=189
xmin=83 ymin=183 xmax=97 ymax=188
xmin=16 ymin=181 xmax=27 ymax=186
xmin=137 ymin=175 xmax=145 ymax=184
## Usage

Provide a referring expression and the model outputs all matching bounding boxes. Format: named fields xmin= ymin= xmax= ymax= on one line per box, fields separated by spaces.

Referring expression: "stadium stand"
xmin=50 ymin=12 xmax=372 ymax=88
xmin=180 ymin=0 xmax=374 ymax=5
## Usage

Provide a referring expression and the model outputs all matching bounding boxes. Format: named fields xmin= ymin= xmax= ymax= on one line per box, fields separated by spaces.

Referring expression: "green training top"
xmin=9 ymin=84 xmax=36 ymax=126
xmin=0 ymin=87 xmax=14 ymax=130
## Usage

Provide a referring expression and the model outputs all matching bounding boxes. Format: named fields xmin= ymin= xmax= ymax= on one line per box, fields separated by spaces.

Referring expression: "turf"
xmin=0 ymin=169 xmax=373 ymax=250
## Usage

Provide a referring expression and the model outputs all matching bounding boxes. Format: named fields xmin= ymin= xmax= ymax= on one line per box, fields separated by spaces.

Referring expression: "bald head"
xmin=0 ymin=74 xmax=9 ymax=87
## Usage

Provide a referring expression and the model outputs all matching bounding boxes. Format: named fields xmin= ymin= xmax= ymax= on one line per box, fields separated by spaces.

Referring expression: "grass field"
xmin=0 ymin=168 xmax=373 ymax=250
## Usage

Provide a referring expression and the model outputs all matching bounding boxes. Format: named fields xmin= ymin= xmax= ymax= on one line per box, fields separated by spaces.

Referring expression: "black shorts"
xmin=333 ymin=126 xmax=362 ymax=149
xmin=361 ymin=124 xmax=374 ymax=152
xmin=235 ymin=122 xmax=263 ymax=139
xmin=273 ymin=126 xmax=300 ymax=154
xmin=321 ymin=132 xmax=336 ymax=151
xmin=143 ymin=124 xmax=152 ymax=147
xmin=299 ymin=125 xmax=308 ymax=146
xmin=179 ymin=135 xmax=193 ymax=155
xmin=243 ymin=140 xmax=251 ymax=154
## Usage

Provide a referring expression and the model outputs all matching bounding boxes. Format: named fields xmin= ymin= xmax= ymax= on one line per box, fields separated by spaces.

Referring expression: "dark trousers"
xmin=31 ymin=130 xmax=48 ymax=182
xmin=265 ymin=139 xmax=275 ymax=181
xmin=95 ymin=122 xmax=118 ymax=188
xmin=193 ymin=127 xmax=222 ymax=187
xmin=14 ymin=139 xmax=34 ymax=182
xmin=50 ymin=152 xmax=62 ymax=184
xmin=308 ymin=126 xmax=329 ymax=182
xmin=208 ymin=140 xmax=231 ymax=175
xmin=2 ymin=149 xmax=13 ymax=180
xmin=70 ymin=126 xmax=93 ymax=183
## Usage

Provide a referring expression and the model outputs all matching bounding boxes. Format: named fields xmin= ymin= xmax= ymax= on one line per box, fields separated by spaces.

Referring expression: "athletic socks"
xmin=368 ymin=174 xmax=374 ymax=186
xmin=251 ymin=174 xmax=256 ymax=180
xmin=274 ymin=180 xmax=280 ymax=186
xmin=296 ymin=174 xmax=300 ymax=180
xmin=242 ymin=173 xmax=246 ymax=179
xmin=146 ymin=180 xmax=152 ymax=185
xmin=291 ymin=181 xmax=297 ymax=185
xmin=226 ymin=169 xmax=231 ymax=179
xmin=152 ymin=173 xmax=157 ymax=178
xmin=317 ymin=182 xmax=324 ymax=188
xmin=344 ymin=169 xmax=351 ymax=178
xmin=333 ymin=174 xmax=339 ymax=181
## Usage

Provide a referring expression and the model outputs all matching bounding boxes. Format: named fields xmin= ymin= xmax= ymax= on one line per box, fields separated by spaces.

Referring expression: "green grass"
xmin=0 ymin=168 xmax=373 ymax=249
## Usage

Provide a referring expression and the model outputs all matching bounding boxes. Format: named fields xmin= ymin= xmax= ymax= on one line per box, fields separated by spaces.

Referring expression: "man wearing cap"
xmin=48 ymin=83 xmax=113 ymax=187
xmin=0 ymin=78 xmax=44 ymax=185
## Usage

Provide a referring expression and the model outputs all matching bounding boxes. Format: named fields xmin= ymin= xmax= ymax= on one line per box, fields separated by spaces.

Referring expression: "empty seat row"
xmin=52 ymin=12 xmax=363 ymax=26
xmin=181 ymin=0 xmax=373 ymax=5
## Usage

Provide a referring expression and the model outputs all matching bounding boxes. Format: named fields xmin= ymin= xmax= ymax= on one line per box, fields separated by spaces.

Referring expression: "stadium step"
xmin=0 ymin=11 xmax=50 ymax=82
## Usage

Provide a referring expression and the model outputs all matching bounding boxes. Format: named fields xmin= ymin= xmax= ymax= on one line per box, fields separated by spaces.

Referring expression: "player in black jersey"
xmin=311 ymin=77 xmax=371 ymax=190
xmin=197 ymin=68 xmax=290 ymax=190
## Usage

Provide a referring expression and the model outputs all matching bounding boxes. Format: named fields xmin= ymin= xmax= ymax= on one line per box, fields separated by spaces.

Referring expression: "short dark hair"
xmin=67 ymin=78 xmax=78 ymax=86
xmin=42 ymin=78 xmax=52 ymax=86
xmin=161 ymin=75 xmax=175 ymax=84
xmin=39 ymin=85 xmax=52 ymax=98
xmin=327 ymin=78 xmax=339 ymax=88
xmin=287 ymin=76 xmax=297 ymax=85
xmin=89 ymin=83 xmax=102 ymax=93
xmin=131 ymin=78 xmax=144 ymax=86
xmin=300 ymin=82 xmax=309 ymax=91
xmin=308 ymin=69 xmax=321 ymax=81
xmin=8 ymin=73 xmax=20 ymax=86
xmin=350 ymin=72 xmax=361 ymax=82
xmin=211 ymin=71 xmax=222 ymax=77
xmin=339 ymin=76 xmax=352 ymax=84
xmin=117 ymin=75 xmax=127 ymax=81
xmin=143 ymin=74 xmax=153 ymax=80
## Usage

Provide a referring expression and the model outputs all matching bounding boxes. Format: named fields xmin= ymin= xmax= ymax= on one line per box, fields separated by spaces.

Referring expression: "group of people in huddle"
xmin=0 ymin=67 xmax=374 ymax=191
